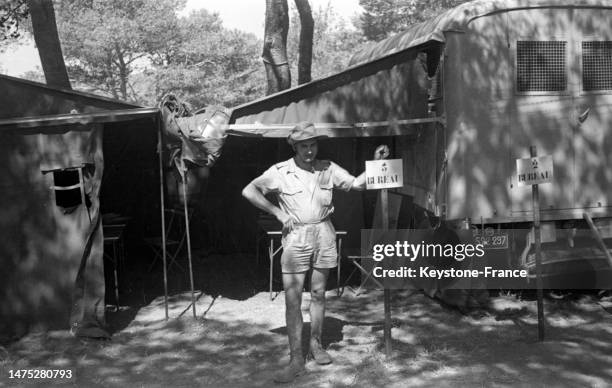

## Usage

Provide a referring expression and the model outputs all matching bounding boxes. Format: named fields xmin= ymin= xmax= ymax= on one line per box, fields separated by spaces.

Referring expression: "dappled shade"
xmin=3 ymin=290 xmax=612 ymax=386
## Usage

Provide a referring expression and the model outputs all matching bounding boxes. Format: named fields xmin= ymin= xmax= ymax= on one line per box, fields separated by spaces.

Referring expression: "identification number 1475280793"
xmin=8 ymin=369 xmax=73 ymax=379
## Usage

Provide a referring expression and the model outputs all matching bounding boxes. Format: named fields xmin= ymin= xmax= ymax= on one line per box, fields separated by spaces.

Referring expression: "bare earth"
xmin=2 ymin=289 xmax=612 ymax=387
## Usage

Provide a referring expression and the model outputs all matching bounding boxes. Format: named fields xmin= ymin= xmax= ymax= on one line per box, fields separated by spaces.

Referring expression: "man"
xmin=242 ymin=121 xmax=388 ymax=383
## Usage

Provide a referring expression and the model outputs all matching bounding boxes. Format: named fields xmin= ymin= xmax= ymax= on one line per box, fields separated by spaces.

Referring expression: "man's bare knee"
xmin=286 ymin=297 xmax=302 ymax=312
xmin=310 ymin=287 xmax=326 ymax=304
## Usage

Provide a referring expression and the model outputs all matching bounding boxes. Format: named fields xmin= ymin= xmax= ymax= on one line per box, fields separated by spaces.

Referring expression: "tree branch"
xmin=125 ymin=53 xmax=147 ymax=65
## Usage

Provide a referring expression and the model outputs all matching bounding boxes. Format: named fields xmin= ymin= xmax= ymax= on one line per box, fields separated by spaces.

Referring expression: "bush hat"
xmin=287 ymin=121 xmax=328 ymax=145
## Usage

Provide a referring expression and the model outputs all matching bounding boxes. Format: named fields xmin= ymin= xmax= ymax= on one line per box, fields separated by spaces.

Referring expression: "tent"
xmin=0 ymin=74 xmax=162 ymax=340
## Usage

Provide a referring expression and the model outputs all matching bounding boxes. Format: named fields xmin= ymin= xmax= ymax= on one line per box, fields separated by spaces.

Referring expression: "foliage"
xmin=5 ymin=0 xmax=366 ymax=107
xmin=20 ymin=69 xmax=45 ymax=82
xmin=287 ymin=2 xmax=366 ymax=80
xmin=54 ymin=0 xmax=184 ymax=101
xmin=139 ymin=9 xmax=266 ymax=108
xmin=357 ymin=0 xmax=470 ymax=41
xmin=0 ymin=0 xmax=28 ymax=41
xmin=52 ymin=1 xmax=265 ymax=108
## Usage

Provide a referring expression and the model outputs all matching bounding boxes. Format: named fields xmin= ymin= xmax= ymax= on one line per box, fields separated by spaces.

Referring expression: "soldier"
xmin=242 ymin=121 xmax=388 ymax=383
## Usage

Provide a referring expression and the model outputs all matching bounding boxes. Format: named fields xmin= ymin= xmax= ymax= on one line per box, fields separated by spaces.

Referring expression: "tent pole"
xmin=157 ymin=118 xmax=169 ymax=320
xmin=181 ymin=159 xmax=197 ymax=319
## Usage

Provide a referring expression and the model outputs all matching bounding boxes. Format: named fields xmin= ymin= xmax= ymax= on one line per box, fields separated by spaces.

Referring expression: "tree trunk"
xmin=116 ymin=46 xmax=128 ymax=100
xmin=294 ymin=0 xmax=313 ymax=84
xmin=27 ymin=0 xmax=70 ymax=89
xmin=262 ymin=0 xmax=290 ymax=94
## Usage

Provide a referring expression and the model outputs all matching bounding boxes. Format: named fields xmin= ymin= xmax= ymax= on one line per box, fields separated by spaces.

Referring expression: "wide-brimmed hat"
xmin=287 ymin=121 xmax=328 ymax=145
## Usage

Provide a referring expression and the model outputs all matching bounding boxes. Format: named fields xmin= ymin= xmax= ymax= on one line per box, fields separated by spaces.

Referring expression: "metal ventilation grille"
xmin=583 ymin=41 xmax=612 ymax=91
xmin=517 ymin=41 xmax=567 ymax=92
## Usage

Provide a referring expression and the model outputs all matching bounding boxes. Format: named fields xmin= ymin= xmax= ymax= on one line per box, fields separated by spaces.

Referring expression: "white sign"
xmin=516 ymin=155 xmax=553 ymax=186
xmin=365 ymin=159 xmax=403 ymax=190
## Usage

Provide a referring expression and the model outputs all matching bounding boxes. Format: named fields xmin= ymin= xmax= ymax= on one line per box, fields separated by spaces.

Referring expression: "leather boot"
xmin=309 ymin=340 xmax=332 ymax=365
xmin=273 ymin=358 xmax=306 ymax=384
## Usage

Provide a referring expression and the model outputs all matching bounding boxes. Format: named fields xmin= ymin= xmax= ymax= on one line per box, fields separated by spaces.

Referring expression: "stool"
xmin=145 ymin=208 xmax=193 ymax=274
xmin=266 ymin=230 xmax=347 ymax=300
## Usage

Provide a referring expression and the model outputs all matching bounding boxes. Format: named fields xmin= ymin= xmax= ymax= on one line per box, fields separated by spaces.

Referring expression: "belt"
xmin=293 ymin=217 xmax=330 ymax=226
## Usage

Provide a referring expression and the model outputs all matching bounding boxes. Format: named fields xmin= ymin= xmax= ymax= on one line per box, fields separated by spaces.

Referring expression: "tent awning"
xmin=0 ymin=74 xmax=141 ymax=120
xmin=227 ymin=117 xmax=444 ymax=138
xmin=229 ymin=45 xmax=438 ymax=138
xmin=0 ymin=107 xmax=160 ymax=132
xmin=0 ymin=74 xmax=159 ymax=134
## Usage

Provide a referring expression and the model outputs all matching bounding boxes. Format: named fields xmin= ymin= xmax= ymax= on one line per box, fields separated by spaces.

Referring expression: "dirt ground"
xmin=2 ymin=284 xmax=612 ymax=387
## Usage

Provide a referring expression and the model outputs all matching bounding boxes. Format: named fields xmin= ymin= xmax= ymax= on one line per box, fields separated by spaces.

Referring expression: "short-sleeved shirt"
xmin=255 ymin=157 xmax=355 ymax=224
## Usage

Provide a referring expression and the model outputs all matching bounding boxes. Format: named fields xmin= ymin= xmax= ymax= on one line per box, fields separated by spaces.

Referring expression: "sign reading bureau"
xmin=365 ymin=159 xmax=403 ymax=190
xmin=516 ymin=155 xmax=553 ymax=186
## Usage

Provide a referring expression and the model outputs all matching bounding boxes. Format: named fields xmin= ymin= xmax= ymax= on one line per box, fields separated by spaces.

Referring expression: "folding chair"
xmin=342 ymin=255 xmax=384 ymax=296
xmin=145 ymin=207 xmax=194 ymax=273
xmin=103 ymin=224 xmax=125 ymax=309
xmin=102 ymin=214 xmax=131 ymax=308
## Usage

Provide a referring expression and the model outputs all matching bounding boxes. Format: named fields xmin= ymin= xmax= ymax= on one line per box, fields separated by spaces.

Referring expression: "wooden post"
xmin=530 ymin=146 xmax=545 ymax=341
xmin=381 ymin=188 xmax=392 ymax=357
xmin=157 ymin=120 xmax=169 ymax=320
xmin=180 ymin=161 xmax=197 ymax=319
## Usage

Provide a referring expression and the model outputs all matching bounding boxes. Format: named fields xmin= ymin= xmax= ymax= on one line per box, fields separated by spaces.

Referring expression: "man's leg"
xmin=284 ymin=271 xmax=307 ymax=363
xmin=274 ymin=271 xmax=308 ymax=383
xmin=309 ymin=268 xmax=332 ymax=364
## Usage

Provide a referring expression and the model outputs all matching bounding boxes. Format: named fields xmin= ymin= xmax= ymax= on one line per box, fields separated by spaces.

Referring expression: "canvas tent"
xmin=0 ymin=74 xmax=161 ymax=340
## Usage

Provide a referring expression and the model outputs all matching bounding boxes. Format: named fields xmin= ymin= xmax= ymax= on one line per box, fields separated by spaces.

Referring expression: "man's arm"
xmin=349 ymin=144 xmax=390 ymax=191
xmin=241 ymin=176 xmax=294 ymax=232
xmin=241 ymin=182 xmax=288 ymax=223
xmin=350 ymin=172 xmax=368 ymax=191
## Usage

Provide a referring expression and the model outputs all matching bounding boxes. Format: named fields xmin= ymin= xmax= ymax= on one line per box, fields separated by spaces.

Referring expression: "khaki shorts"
xmin=281 ymin=221 xmax=337 ymax=273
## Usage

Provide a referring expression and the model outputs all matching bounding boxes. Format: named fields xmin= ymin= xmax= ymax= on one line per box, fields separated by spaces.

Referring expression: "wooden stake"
xmin=157 ymin=120 xmax=169 ymax=320
xmin=530 ymin=146 xmax=545 ymax=341
xmin=381 ymin=188 xmax=392 ymax=356
xmin=180 ymin=162 xmax=197 ymax=319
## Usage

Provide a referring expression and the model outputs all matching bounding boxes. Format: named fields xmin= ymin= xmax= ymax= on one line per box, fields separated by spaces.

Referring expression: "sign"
xmin=516 ymin=155 xmax=553 ymax=186
xmin=365 ymin=159 xmax=403 ymax=190
xmin=473 ymin=228 xmax=509 ymax=250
